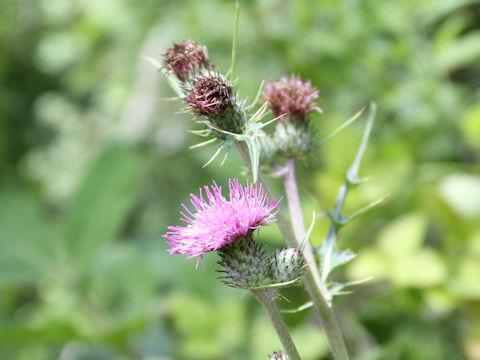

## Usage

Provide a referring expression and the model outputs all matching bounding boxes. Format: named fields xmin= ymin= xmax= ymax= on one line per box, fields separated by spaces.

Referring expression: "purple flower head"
xmin=261 ymin=74 xmax=323 ymax=122
xmin=163 ymin=40 xmax=210 ymax=81
xmin=164 ymin=179 xmax=280 ymax=262
xmin=185 ymin=75 xmax=233 ymax=116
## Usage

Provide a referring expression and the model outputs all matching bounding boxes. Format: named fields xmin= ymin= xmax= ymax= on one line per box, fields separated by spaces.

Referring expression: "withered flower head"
xmin=261 ymin=75 xmax=322 ymax=122
xmin=163 ymin=40 xmax=209 ymax=81
xmin=186 ymin=76 xmax=233 ymax=116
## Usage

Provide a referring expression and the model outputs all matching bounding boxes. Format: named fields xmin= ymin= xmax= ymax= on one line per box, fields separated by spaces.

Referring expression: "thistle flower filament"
xmin=163 ymin=178 xmax=279 ymax=261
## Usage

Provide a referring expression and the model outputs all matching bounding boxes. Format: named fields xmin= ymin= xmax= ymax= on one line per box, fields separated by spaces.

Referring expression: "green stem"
xmin=234 ymin=142 xmax=349 ymax=360
xmin=229 ymin=0 xmax=240 ymax=82
xmin=282 ymin=158 xmax=350 ymax=360
xmin=251 ymin=289 xmax=302 ymax=360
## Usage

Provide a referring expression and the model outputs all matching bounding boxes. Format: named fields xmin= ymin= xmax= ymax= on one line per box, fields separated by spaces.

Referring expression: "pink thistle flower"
xmin=185 ymin=76 xmax=233 ymax=116
xmin=163 ymin=179 xmax=280 ymax=262
xmin=163 ymin=40 xmax=210 ymax=81
xmin=261 ymin=74 xmax=323 ymax=122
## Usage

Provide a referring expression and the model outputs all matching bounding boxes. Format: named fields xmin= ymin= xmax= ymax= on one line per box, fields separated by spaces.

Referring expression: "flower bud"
xmin=269 ymin=248 xmax=305 ymax=284
xmin=217 ymin=236 xmax=271 ymax=289
xmin=261 ymin=75 xmax=322 ymax=123
xmin=275 ymin=121 xmax=317 ymax=158
xmin=259 ymin=122 xmax=318 ymax=162
xmin=163 ymin=40 xmax=210 ymax=81
xmin=185 ymin=75 xmax=246 ymax=136
xmin=269 ymin=350 xmax=289 ymax=360
xmin=260 ymin=75 xmax=322 ymax=159
xmin=186 ymin=76 xmax=233 ymax=116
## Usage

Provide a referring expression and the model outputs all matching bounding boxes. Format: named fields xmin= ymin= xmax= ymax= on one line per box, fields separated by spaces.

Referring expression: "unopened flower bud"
xmin=269 ymin=248 xmax=305 ymax=284
xmin=217 ymin=236 xmax=271 ymax=289
xmin=259 ymin=75 xmax=322 ymax=159
xmin=163 ymin=40 xmax=210 ymax=81
xmin=186 ymin=76 xmax=233 ymax=116
xmin=185 ymin=75 xmax=246 ymax=136
xmin=275 ymin=121 xmax=317 ymax=159
xmin=261 ymin=75 xmax=322 ymax=123
xmin=269 ymin=350 xmax=289 ymax=360
xmin=259 ymin=121 xmax=318 ymax=162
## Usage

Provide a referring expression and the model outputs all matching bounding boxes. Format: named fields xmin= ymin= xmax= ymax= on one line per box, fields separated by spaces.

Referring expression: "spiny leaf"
xmin=344 ymin=193 xmax=391 ymax=223
xmin=189 ymin=138 xmax=217 ymax=149
xmin=317 ymin=235 xmax=356 ymax=282
xmin=248 ymin=277 xmax=303 ymax=290
xmin=202 ymin=139 xmax=233 ymax=168
xmin=299 ymin=211 xmax=316 ymax=252
xmin=346 ymin=102 xmax=376 ymax=185
xmin=319 ymin=107 xmax=365 ymax=145
xmin=246 ymin=80 xmax=265 ymax=110
xmin=328 ymin=277 xmax=373 ymax=296
xmin=140 ymin=54 xmax=162 ymax=70
xmin=245 ymin=135 xmax=260 ymax=183
xmin=282 ymin=301 xmax=313 ymax=313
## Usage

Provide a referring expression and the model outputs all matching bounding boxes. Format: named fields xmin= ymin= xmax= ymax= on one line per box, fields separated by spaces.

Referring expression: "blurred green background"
xmin=1 ymin=0 xmax=480 ymax=359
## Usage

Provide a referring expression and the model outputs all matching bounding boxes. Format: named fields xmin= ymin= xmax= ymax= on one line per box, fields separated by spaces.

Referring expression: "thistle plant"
xmin=164 ymin=179 xmax=304 ymax=359
xmin=157 ymin=3 xmax=386 ymax=359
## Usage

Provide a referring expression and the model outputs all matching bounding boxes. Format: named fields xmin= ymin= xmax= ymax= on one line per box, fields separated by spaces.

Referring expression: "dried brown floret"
xmin=163 ymin=40 xmax=209 ymax=81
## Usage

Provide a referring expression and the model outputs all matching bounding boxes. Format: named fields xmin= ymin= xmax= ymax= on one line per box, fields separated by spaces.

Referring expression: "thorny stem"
xmin=235 ymin=141 xmax=350 ymax=360
xmin=251 ymin=288 xmax=302 ymax=360
xmin=283 ymin=159 xmax=305 ymax=241
xmin=282 ymin=158 xmax=350 ymax=360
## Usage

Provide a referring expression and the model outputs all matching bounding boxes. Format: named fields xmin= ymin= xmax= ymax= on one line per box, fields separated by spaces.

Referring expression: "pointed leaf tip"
xmin=300 ymin=210 xmax=316 ymax=251
xmin=245 ymin=135 xmax=260 ymax=182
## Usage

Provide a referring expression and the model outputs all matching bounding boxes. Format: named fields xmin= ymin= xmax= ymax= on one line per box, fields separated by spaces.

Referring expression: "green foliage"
xmin=348 ymin=213 xmax=447 ymax=288
xmin=65 ymin=143 xmax=140 ymax=270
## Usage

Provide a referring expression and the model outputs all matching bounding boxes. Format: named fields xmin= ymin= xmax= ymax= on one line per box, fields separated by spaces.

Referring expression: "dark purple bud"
xmin=163 ymin=40 xmax=209 ymax=81
xmin=186 ymin=76 xmax=233 ymax=116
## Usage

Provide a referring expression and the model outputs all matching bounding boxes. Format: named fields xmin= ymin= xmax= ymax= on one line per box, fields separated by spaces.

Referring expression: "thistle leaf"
xmin=317 ymin=245 xmax=357 ymax=281
xmin=245 ymin=135 xmax=260 ymax=182
xmin=189 ymin=138 xmax=217 ymax=149
xmin=319 ymin=107 xmax=365 ymax=145
xmin=247 ymin=80 xmax=265 ymax=110
xmin=328 ymin=277 xmax=373 ymax=296
xmin=140 ymin=54 xmax=162 ymax=70
xmin=344 ymin=193 xmax=391 ymax=223
xmin=281 ymin=301 xmax=314 ymax=313
xmin=299 ymin=211 xmax=316 ymax=252
xmin=346 ymin=102 xmax=376 ymax=185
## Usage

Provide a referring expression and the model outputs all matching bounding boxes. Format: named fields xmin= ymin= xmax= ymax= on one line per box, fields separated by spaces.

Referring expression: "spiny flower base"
xmin=217 ymin=236 xmax=306 ymax=289
xmin=259 ymin=122 xmax=317 ymax=162
xmin=269 ymin=248 xmax=305 ymax=284
xmin=217 ymin=235 xmax=270 ymax=289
